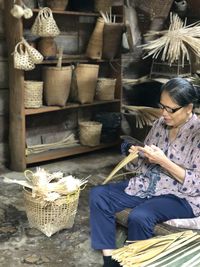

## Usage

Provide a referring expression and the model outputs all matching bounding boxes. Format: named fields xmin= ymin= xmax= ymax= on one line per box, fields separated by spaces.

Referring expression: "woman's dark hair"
xmin=160 ymin=77 xmax=199 ymax=107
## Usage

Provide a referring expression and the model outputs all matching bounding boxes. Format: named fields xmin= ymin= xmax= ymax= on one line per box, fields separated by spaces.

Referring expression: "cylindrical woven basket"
xmin=24 ymin=81 xmax=43 ymax=108
xmin=23 ymin=187 xmax=80 ymax=237
xmin=79 ymin=121 xmax=102 ymax=147
xmin=71 ymin=64 xmax=99 ymax=104
xmin=95 ymin=78 xmax=116 ymax=101
xmin=86 ymin=17 xmax=105 ymax=60
xmin=46 ymin=0 xmax=69 ymax=11
xmin=94 ymin=0 xmax=112 ymax=12
xmin=102 ymin=23 xmax=124 ymax=59
xmin=42 ymin=66 xmax=72 ymax=107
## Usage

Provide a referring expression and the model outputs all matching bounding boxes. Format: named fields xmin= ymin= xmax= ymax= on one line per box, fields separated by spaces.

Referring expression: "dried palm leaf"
xmin=142 ymin=13 xmax=200 ymax=66
xmin=103 ymin=152 xmax=138 ymax=184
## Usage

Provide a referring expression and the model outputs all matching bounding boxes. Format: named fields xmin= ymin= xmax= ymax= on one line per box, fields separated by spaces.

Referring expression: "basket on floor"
xmin=23 ymin=187 xmax=80 ymax=237
xmin=79 ymin=121 xmax=102 ymax=147
xmin=24 ymin=81 xmax=43 ymax=108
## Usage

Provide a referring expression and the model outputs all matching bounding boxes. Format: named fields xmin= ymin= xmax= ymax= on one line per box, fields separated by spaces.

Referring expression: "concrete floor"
xmin=0 ymin=148 xmax=125 ymax=267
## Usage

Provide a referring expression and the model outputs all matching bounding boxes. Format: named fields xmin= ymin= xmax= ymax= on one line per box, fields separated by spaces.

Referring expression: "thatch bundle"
xmin=142 ymin=13 xmax=200 ymax=66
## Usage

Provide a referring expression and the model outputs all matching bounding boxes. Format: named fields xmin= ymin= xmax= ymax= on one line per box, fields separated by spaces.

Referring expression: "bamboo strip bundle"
xmin=123 ymin=105 xmax=161 ymax=128
xmin=26 ymin=133 xmax=78 ymax=155
xmin=103 ymin=152 xmax=138 ymax=184
xmin=111 ymin=231 xmax=200 ymax=267
xmin=142 ymin=13 xmax=200 ymax=66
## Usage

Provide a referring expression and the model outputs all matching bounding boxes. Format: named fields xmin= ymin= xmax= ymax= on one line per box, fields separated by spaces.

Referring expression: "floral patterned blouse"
xmin=124 ymin=114 xmax=200 ymax=216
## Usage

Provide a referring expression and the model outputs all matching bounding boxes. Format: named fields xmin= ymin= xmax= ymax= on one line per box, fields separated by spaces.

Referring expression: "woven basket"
xmin=23 ymin=187 xmax=80 ymax=237
xmin=46 ymin=0 xmax=69 ymax=11
xmin=86 ymin=17 xmax=105 ymax=60
xmin=70 ymin=64 xmax=99 ymax=104
xmin=42 ymin=66 xmax=72 ymax=107
xmin=95 ymin=78 xmax=116 ymax=101
xmin=79 ymin=121 xmax=102 ymax=147
xmin=102 ymin=23 xmax=124 ymax=59
xmin=24 ymin=81 xmax=43 ymax=108
xmin=94 ymin=0 xmax=112 ymax=12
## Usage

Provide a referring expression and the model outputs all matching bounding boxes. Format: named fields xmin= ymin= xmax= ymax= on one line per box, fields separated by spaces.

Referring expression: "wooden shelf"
xmin=32 ymin=8 xmax=100 ymax=16
xmin=26 ymin=142 xmax=119 ymax=164
xmin=39 ymin=56 xmax=120 ymax=64
xmin=25 ymin=100 xmax=121 ymax=115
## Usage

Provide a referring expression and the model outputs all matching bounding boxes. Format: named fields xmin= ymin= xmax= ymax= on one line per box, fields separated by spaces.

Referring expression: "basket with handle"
xmin=23 ymin=187 xmax=80 ymax=237
xmin=24 ymin=80 xmax=43 ymax=108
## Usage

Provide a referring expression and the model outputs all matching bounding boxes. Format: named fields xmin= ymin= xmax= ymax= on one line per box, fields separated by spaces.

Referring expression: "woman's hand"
xmin=128 ymin=145 xmax=140 ymax=154
xmin=138 ymin=145 xmax=167 ymax=165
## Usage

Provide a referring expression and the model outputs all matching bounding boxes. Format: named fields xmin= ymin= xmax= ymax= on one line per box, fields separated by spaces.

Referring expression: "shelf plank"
xmin=25 ymin=100 xmax=121 ymax=115
xmin=32 ymin=9 xmax=99 ymax=16
xmin=26 ymin=142 xmax=119 ymax=164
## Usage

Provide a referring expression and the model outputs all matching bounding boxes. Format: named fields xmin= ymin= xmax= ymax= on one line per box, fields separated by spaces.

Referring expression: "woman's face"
xmin=159 ymin=90 xmax=193 ymax=128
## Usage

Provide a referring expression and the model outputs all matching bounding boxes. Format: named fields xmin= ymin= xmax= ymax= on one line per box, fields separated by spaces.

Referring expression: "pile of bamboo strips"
xmin=26 ymin=133 xmax=79 ymax=155
xmin=142 ymin=13 xmax=200 ymax=67
xmin=123 ymin=105 xmax=161 ymax=128
xmin=112 ymin=230 xmax=200 ymax=267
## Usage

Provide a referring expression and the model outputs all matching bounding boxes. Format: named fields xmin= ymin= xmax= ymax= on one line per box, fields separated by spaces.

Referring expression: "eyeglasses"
xmin=158 ymin=103 xmax=183 ymax=114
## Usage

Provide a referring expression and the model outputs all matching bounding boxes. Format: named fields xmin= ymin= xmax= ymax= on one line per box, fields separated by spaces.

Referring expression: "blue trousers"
xmin=89 ymin=180 xmax=194 ymax=250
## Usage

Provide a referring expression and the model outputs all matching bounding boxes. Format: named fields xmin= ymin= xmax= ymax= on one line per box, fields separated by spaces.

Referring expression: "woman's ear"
xmin=186 ymin=103 xmax=193 ymax=114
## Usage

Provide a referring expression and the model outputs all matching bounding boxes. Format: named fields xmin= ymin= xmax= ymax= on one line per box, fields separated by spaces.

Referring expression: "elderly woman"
xmin=89 ymin=77 xmax=200 ymax=267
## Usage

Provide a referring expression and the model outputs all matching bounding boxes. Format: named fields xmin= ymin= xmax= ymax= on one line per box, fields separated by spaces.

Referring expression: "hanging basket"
xmin=24 ymin=81 xmax=43 ymax=108
xmin=23 ymin=187 xmax=80 ymax=237
xmin=95 ymin=78 xmax=116 ymax=100
xmin=46 ymin=0 xmax=69 ymax=11
xmin=79 ymin=121 xmax=102 ymax=147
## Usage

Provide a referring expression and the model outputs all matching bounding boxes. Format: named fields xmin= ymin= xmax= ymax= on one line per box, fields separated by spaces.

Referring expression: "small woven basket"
xmin=23 ymin=187 xmax=80 ymax=237
xmin=24 ymin=81 xmax=43 ymax=108
xmin=95 ymin=78 xmax=116 ymax=100
xmin=79 ymin=121 xmax=102 ymax=147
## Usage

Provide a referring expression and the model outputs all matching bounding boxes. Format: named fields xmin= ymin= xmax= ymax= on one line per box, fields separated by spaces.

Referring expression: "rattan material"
xmin=86 ymin=17 xmax=105 ymax=60
xmin=95 ymin=78 xmax=116 ymax=100
xmin=79 ymin=121 xmax=102 ymax=147
xmin=71 ymin=64 xmax=99 ymax=104
xmin=42 ymin=66 xmax=72 ymax=107
xmin=23 ymin=187 xmax=80 ymax=237
xmin=46 ymin=0 xmax=69 ymax=11
xmin=94 ymin=0 xmax=112 ymax=12
xmin=24 ymin=81 xmax=43 ymax=108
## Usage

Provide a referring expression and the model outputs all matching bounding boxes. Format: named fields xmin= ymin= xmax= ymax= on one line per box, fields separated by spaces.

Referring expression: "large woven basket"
xmin=86 ymin=17 xmax=105 ymax=60
xmin=46 ymin=0 xmax=69 ymax=11
xmin=42 ymin=66 xmax=72 ymax=107
xmin=70 ymin=64 xmax=99 ymax=104
xmin=23 ymin=187 xmax=80 ymax=237
xmin=79 ymin=121 xmax=102 ymax=147
xmin=94 ymin=0 xmax=112 ymax=12
xmin=24 ymin=80 xmax=43 ymax=108
xmin=95 ymin=78 xmax=116 ymax=101
xmin=102 ymin=23 xmax=124 ymax=60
